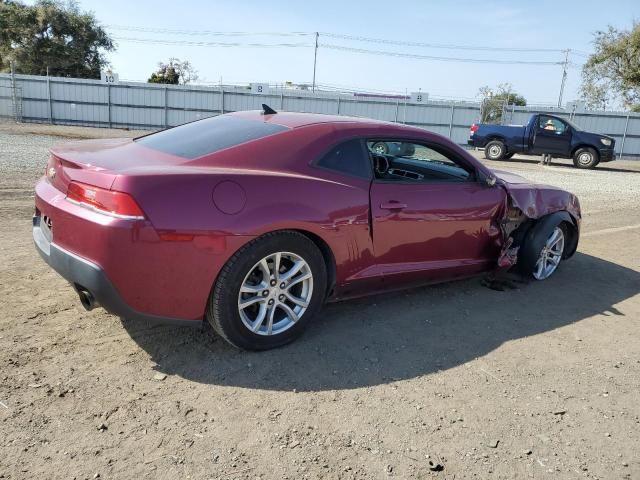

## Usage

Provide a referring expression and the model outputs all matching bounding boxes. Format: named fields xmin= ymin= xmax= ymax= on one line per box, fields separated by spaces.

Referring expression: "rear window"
xmin=135 ymin=115 xmax=289 ymax=159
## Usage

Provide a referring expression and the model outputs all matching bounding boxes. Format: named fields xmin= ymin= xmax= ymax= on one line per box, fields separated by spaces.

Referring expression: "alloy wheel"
xmin=533 ymin=227 xmax=565 ymax=280
xmin=237 ymin=252 xmax=313 ymax=335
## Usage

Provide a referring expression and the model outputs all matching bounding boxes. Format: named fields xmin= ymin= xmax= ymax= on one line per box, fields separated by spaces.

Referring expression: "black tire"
xmin=519 ymin=220 xmax=568 ymax=280
xmin=207 ymin=231 xmax=327 ymax=350
xmin=371 ymin=141 xmax=389 ymax=155
xmin=572 ymin=147 xmax=599 ymax=169
xmin=503 ymin=152 xmax=514 ymax=160
xmin=484 ymin=140 xmax=506 ymax=160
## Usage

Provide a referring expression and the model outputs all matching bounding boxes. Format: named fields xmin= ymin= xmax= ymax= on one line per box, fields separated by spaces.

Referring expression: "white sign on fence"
xmin=251 ymin=83 xmax=269 ymax=95
xmin=100 ymin=71 xmax=119 ymax=84
xmin=411 ymin=92 xmax=429 ymax=103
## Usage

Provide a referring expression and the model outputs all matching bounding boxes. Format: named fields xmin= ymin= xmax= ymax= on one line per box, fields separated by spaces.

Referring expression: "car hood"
xmin=491 ymin=169 xmax=581 ymax=221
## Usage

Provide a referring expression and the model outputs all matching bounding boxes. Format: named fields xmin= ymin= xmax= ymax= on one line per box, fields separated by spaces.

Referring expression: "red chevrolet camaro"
xmin=34 ymin=107 xmax=581 ymax=350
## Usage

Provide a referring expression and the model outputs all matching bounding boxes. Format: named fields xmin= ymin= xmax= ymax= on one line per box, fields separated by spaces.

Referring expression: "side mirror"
xmin=478 ymin=170 xmax=497 ymax=187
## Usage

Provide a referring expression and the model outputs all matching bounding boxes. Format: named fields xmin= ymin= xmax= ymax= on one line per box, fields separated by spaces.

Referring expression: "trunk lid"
xmin=46 ymin=138 xmax=192 ymax=192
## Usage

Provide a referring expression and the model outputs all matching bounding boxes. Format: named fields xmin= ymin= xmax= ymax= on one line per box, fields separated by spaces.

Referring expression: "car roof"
xmin=228 ymin=110 xmax=394 ymax=129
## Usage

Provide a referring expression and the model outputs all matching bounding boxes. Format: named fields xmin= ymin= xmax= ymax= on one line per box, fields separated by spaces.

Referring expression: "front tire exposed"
xmin=573 ymin=147 xmax=599 ymax=169
xmin=207 ymin=231 xmax=327 ymax=350
xmin=519 ymin=221 xmax=568 ymax=280
xmin=484 ymin=140 xmax=506 ymax=160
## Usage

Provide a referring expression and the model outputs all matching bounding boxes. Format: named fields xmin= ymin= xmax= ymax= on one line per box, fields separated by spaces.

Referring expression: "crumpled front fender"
xmin=505 ymin=184 xmax=581 ymax=225
xmin=496 ymin=181 xmax=581 ymax=270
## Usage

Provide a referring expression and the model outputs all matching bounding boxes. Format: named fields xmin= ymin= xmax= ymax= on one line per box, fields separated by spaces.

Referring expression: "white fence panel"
xmin=0 ymin=73 xmax=638 ymax=158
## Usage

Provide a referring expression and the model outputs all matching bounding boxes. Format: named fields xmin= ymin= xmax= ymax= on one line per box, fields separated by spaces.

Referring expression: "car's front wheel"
xmin=520 ymin=222 xmax=568 ymax=280
xmin=573 ymin=147 xmax=599 ymax=169
xmin=207 ymin=231 xmax=327 ymax=350
xmin=484 ymin=140 xmax=506 ymax=160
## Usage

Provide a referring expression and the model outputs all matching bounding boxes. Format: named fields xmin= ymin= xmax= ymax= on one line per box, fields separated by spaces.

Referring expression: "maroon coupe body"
xmin=34 ymin=110 xmax=581 ymax=349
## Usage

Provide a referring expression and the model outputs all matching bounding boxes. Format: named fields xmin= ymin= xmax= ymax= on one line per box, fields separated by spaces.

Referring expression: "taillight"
xmin=469 ymin=124 xmax=479 ymax=134
xmin=66 ymin=182 xmax=145 ymax=220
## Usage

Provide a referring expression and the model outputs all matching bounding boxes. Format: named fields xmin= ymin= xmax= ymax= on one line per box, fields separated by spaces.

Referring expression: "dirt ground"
xmin=1 ymin=122 xmax=639 ymax=480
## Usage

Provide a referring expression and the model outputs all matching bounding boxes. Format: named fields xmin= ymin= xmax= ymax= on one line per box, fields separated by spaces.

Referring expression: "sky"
xmin=25 ymin=0 xmax=640 ymax=106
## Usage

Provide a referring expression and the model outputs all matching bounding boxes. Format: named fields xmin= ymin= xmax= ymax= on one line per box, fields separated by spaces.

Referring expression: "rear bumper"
xmin=34 ymin=177 xmax=255 ymax=323
xmin=33 ymin=216 xmax=201 ymax=326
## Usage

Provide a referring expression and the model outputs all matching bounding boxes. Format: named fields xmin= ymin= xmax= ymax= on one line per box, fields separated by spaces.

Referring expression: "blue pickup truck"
xmin=468 ymin=113 xmax=615 ymax=169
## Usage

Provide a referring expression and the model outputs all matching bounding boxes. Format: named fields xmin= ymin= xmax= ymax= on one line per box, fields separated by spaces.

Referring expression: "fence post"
xmin=164 ymin=86 xmax=169 ymax=128
xmin=220 ymin=85 xmax=224 ymax=114
xmin=280 ymin=89 xmax=284 ymax=110
xmin=46 ymin=68 xmax=53 ymax=124
xmin=394 ymin=100 xmax=399 ymax=122
xmin=9 ymin=62 xmax=18 ymax=122
xmin=619 ymin=113 xmax=630 ymax=160
xmin=336 ymin=96 xmax=341 ymax=115
xmin=403 ymin=94 xmax=407 ymax=124
xmin=448 ymin=102 xmax=455 ymax=138
xmin=107 ymin=83 xmax=112 ymax=128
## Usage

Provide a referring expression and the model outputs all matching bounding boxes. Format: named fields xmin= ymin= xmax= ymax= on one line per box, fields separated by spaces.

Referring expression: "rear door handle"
xmin=380 ymin=201 xmax=407 ymax=210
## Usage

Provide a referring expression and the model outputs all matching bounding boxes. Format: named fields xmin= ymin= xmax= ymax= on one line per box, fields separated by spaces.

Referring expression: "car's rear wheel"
xmin=207 ymin=231 xmax=327 ymax=350
xmin=520 ymin=222 xmax=567 ymax=280
xmin=573 ymin=147 xmax=599 ymax=169
xmin=484 ymin=140 xmax=506 ymax=160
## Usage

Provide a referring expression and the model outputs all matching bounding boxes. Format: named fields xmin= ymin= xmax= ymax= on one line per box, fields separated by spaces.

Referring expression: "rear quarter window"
xmin=135 ymin=116 xmax=289 ymax=159
xmin=315 ymin=139 xmax=371 ymax=178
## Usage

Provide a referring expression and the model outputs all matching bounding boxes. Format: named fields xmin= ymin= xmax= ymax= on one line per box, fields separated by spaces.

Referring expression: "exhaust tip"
xmin=76 ymin=288 xmax=95 ymax=311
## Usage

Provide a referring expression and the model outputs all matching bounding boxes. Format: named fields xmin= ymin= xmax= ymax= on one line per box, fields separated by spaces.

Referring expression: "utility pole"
xmin=557 ymin=49 xmax=570 ymax=108
xmin=312 ymin=32 xmax=319 ymax=93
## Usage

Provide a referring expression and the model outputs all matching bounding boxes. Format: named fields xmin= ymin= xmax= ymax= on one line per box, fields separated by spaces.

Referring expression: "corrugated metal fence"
xmin=1 ymin=73 xmax=639 ymax=159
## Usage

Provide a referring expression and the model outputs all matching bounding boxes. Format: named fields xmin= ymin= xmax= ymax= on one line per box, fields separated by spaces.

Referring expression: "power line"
xmin=112 ymin=36 xmax=312 ymax=48
xmin=320 ymin=44 xmax=564 ymax=65
xmin=107 ymin=25 xmax=312 ymax=37
xmin=107 ymin=26 xmax=585 ymax=104
xmin=319 ymin=32 xmax=566 ymax=53
xmin=111 ymin=36 xmax=564 ymax=65
xmin=105 ymin=24 xmax=588 ymax=55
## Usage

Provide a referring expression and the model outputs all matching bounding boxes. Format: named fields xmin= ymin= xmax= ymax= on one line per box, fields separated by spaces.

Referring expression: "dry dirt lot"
xmin=1 ymin=122 xmax=639 ymax=480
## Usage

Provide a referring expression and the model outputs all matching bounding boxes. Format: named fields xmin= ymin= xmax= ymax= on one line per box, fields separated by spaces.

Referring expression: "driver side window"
xmin=367 ymin=140 xmax=473 ymax=183
xmin=538 ymin=116 xmax=567 ymax=134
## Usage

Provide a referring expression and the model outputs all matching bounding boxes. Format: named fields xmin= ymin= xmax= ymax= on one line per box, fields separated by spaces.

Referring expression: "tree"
xmin=477 ymin=83 xmax=527 ymax=123
xmin=148 ymin=58 xmax=198 ymax=85
xmin=581 ymin=23 xmax=640 ymax=111
xmin=0 ymin=0 xmax=114 ymax=78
